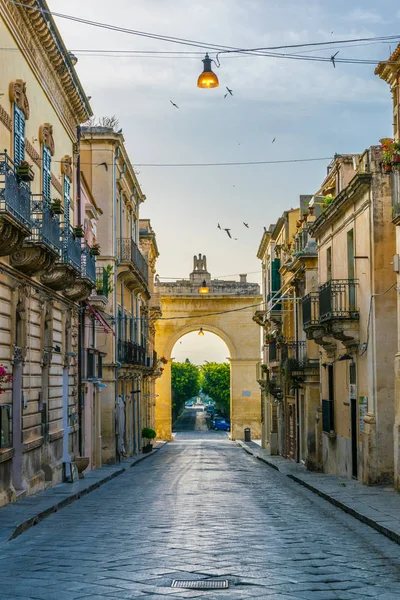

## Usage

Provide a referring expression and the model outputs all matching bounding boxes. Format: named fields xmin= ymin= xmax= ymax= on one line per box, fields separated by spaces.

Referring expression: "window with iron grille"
xmin=87 ymin=350 xmax=96 ymax=379
xmin=14 ymin=105 xmax=25 ymax=165
xmin=0 ymin=405 xmax=12 ymax=448
xmin=42 ymin=145 xmax=51 ymax=199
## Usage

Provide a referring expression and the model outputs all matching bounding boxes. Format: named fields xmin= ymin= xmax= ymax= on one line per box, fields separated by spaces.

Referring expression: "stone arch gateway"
xmin=154 ymin=256 xmax=262 ymax=440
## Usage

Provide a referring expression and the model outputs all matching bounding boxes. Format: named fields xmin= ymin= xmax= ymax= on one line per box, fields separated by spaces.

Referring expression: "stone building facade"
xmin=80 ymin=128 xmax=160 ymax=464
xmin=0 ymin=0 xmax=94 ymax=506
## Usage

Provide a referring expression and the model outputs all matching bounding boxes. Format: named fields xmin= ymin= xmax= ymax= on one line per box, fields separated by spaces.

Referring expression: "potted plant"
xmin=392 ymin=141 xmax=400 ymax=164
xmin=16 ymin=160 xmax=34 ymax=182
xmin=90 ymin=243 xmax=100 ymax=256
xmin=323 ymin=195 xmax=335 ymax=206
xmin=50 ymin=198 xmax=63 ymax=215
xmin=261 ymin=363 xmax=268 ymax=373
xmin=265 ymin=333 xmax=275 ymax=344
xmin=308 ymin=205 xmax=315 ymax=215
xmin=160 ymin=356 xmax=168 ymax=364
xmin=142 ymin=427 xmax=156 ymax=453
xmin=73 ymin=224 xmax=84 ymax=238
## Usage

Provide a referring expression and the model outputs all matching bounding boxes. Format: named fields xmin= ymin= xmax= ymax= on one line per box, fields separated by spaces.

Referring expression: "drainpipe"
xmin=294 ymin=288 xmax=300 ymax=463
xmin=114 ymin=145 xmax=121 ymax=461
xmin=76 ymin=125 xmax=84 ymax=457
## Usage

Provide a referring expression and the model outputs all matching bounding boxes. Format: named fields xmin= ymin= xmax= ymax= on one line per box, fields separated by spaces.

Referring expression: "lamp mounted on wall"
xmin=199 ymin=280 xmax=209 ymax=294
xmin=338 ymin=353 xmax=353 ymax=361
xmin=197 ymin=53 xmax=219 ymax=89
xmin=198 ymin=327 xmax=205 ymax=337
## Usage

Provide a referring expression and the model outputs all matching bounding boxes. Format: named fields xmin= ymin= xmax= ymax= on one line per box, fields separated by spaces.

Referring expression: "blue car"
xmin=213 ymin=418 xmax=230 ymax=431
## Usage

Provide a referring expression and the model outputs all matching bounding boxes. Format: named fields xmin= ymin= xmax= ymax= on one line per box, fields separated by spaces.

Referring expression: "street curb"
xmin=237 ymin=440 xmax=400 ymax=546
xmin=5 ymin=442 xmax=167 ymax=544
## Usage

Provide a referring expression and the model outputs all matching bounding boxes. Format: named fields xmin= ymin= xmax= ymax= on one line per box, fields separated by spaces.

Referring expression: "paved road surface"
xmin=1 ymin=431 xmax=400 ymax=599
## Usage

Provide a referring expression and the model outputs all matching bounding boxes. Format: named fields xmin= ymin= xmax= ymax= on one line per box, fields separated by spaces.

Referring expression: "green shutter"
xmin=14 ymin=105 xmax=25 ymax=165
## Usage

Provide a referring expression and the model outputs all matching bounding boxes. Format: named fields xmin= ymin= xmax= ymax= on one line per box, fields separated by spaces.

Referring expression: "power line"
xmin=6 ymin=0 xmax=400 ymax=65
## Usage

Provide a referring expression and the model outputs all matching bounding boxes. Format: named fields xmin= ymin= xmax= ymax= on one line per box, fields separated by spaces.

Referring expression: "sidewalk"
xmin=237 ymin=439 xmax=400 ymax=545
xmin=0 ymin=441 xmax=167 ymax=546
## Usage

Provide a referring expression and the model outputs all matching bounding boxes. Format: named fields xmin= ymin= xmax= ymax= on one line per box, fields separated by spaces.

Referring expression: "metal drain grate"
xmin=171 ymin=579 xmax=229 ymax=590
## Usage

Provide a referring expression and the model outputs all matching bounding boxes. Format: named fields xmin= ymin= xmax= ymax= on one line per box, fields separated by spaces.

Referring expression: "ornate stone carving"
xmin=39 ymin=123 xmax=55 ymax=156
xmin=0 ymin=104 xmax=12 ymax=131
xmin=0 ymin=217 xmax=30 ymax=256
xmin=63 ymin=278 xmax=93 ymax=302
xmin=51 ymin=173 xmax=63 ymax=196
xmin=25 ymin=138 xmax=41 ymax=167
xmin=11 ymin=246 xmax=57 ymax=276
xmin=61 ymin=155 xmax=73 ymax=180
xmin=41 ymin=264 xmax=77 ymax=291
xmin=9 ymin=79 xmax=30 ymax=119
xmin=13 ymin=346 xmax=23 ymax=363
xmin=193 ymin=254 xmax=207 ymax=271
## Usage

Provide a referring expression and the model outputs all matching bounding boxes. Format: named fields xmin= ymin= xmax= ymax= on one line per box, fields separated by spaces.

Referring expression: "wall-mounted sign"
xmin=359 ymin=396 xmax=368 ymax=433
xmin=242 ymin=391 xmax=251 ymax=397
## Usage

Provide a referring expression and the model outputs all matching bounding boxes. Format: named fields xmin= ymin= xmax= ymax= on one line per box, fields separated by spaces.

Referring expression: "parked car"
xmin=214 ymin=418 xmax=230 ymax=432
xmin=206 ymin=406 xmax=214 ymax=414
xmin=185 ymin=401 xmax=194 ymax=407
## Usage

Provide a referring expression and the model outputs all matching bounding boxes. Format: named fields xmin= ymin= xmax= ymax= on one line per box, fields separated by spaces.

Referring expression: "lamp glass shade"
xmin=199 ymin=280 xmax=209 ymax=294
xmin=197 ymin=53 xmax=219 ymax=89
xmin=198 ymin=327 xmax=205 ymax=337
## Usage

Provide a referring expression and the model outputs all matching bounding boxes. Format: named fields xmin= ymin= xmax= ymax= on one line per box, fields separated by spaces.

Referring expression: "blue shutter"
xmin=63 ymin=175 xmax=71 ymax=230
xmin=42 ymin=146 xmax=51 ymax=199
xmin=14 ymin=105 xmax=25 ymax=165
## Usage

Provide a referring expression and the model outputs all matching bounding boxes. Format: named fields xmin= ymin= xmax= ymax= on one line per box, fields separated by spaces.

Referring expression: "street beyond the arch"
xmin=0 ymin=409 xmax=399 ymax=599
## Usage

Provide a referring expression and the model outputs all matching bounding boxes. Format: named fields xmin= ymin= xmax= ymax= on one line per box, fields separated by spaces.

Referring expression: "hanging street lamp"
xmin=197 ymin=53 xmax=219 ymax=89
xmin=199 ymin=280 xmax=209 ymax=294
xmin=198 ymin=327 xmax=205 ymax=337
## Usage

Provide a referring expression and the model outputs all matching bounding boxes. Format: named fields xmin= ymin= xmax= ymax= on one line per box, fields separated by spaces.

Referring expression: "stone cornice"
xmin=1 ymin=0 xmax=92 ymax=138
xmin=309 ymin=173 xmax=372 ymax=238
xmin=375 ymin=44 xmax=400 ymax=84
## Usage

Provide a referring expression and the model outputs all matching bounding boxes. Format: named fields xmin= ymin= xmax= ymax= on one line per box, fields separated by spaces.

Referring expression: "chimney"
xmin=239 ymin=274 xmax=247 ymax=283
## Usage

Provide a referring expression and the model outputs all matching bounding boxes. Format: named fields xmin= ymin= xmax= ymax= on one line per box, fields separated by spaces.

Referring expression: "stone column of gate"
xmin=155 ymin=360 xmax=173 ymax=441
xmin=230 ymin=358 xmax=262 ymax=440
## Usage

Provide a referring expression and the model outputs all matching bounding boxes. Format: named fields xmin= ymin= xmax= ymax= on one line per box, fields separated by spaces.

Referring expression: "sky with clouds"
xmin=49 ymin=0 xmax=398 ymax=287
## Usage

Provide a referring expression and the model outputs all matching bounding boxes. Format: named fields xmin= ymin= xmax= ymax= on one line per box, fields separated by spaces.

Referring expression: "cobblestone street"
xmin=1 ymin=425 xmax=400 ymax=599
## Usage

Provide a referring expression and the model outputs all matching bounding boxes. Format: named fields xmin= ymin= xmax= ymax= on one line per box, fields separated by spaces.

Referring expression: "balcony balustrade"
xmin=117 ymin=238 xmax=148 ymax=286
xmin=117 ymin=340 xmax=147 ymax=367
xmin=302 ymin=293 xmax=320 ymax=329
xmin=0 ymin=152 xmax=33 ymax=255
xmin=81 ymin=244 xmax=96 ymax=284
xmin=62 ymin=225 xmax=82 ymax=272
xmin=319 ymin=279 xmax=358 ymax=322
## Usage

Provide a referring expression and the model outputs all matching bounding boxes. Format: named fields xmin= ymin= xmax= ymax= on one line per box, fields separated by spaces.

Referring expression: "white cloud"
xmin=348 ymin=9 xmax=387 ymax=24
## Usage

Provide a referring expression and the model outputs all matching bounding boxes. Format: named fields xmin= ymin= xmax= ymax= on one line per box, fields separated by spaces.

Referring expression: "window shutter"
xmin=271 ymin=258 xmax=281 ymax=292
xmin=14 ymin=105 xmax=25 ymax=165
xmin=43 ymin=146 xmax=51 ymax=199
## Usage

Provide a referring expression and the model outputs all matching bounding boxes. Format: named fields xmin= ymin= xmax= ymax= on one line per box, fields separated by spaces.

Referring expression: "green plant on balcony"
xmin=265 ymin=333 xmax=275 ymax=344
xmin=50 ymin=198 xmax=63 ymax=215
xmin=72 ymin=224 xmax=84 ymax=238
xmin=105 ymin=264 xmax=114 ymax=293
xmin=16 ymin=160 xmax=34 ymax=182
xmin=261 ymin=363 xmax=268 ymax=372
xmin=323 ymin=194 xmax=335 ymax=207
xmin=90 ymin=243 xmax=100 ymax=256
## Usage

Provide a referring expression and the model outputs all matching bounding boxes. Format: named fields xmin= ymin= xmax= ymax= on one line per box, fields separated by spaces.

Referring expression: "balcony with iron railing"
xmin=292 ymin=226 xmax=317 ymax=258
xmin=61 ymin=225 xmax=82 ymax=272
xmin=0 ymin=152 xmax=33 ymax=255
xmin=117 ymin=238 xmax=149 ymax=287
xmin=81 ymin=243 xmax=96 ymax=284
xmin=117 ymin=340 xmax=147 ymax=367
xmin=319 ymin=279 xmax=359 ymax=322
xmin=302 ymin=293 xmax=320 ymax=330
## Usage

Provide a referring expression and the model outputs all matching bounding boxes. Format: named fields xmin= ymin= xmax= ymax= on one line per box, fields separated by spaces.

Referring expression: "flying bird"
xmin=224 ymin=229 xmax=232 ymax=239
xmin=170 ymin=100 xmax=179 ymax=109
xmin=330 ymin=51 xmax=339 ymax=68
xmin=226 ymin=86 xmax=233 ymax=96
xmin=97 ymin=162 xmax=108 ymax=171
xmin=243 ymin=222 xmax=249 ymax=228
xmin=217 ymin=223 xmax=221 ymax=229
xmin=272 ymin=137 xmax=276 ymax=143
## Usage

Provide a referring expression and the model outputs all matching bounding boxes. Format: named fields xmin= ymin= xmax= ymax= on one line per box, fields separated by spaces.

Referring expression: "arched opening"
xmin=170 ymin=329 xmax=231 ymax=435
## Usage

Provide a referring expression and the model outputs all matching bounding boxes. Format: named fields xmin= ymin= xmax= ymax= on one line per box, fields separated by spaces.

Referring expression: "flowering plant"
xmin=159 ymin=356 xmax=168 ymax=364
xmin=0 ymin=365 xmax=12 ymax=394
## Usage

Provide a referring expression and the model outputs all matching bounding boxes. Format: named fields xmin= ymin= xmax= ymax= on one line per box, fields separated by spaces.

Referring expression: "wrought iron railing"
xmin=117 ymin=238 xmax=148 ymax=285
xmin=319 ymin=279 xmax=359 ymax=322
xmin=62 ymin=225 xmax=81 ymax=271
xmin=117 ymin=340 xmax=147 ymax=366
xmin=284 ymin=340 xmax=307 ymax=361
xmin=81 ymin=244 xmax=96 ymax=283
xmin=0 ymin=152 xmax=32 ymax=229
xmin=95 ymin=267 xmax=109 ymax=297
xmin=30 ymin=194 xmax=62 ymax=253
xmin=302 ymin=293 xmax=319 ymax=328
